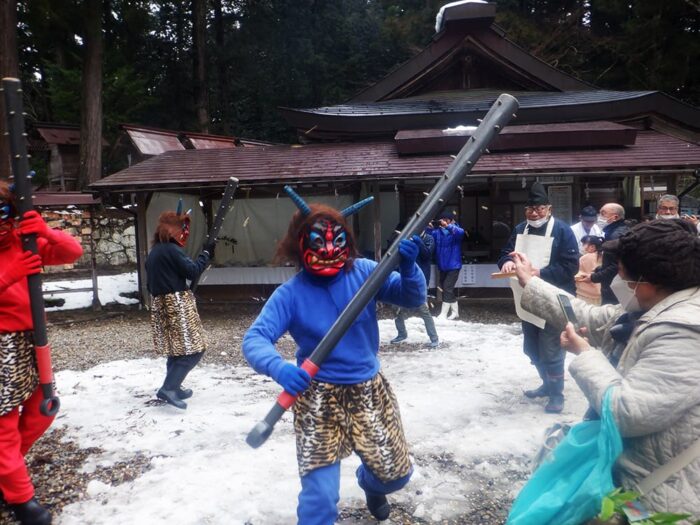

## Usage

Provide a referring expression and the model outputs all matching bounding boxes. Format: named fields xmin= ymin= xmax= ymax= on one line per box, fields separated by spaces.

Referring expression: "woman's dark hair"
xmin=275 ymin=203 xmax=358 ymax=270
xmin=615 ymin=219 xmax=700 ymax=291
xmin=581 ymin=235 xmax=603 ymax=251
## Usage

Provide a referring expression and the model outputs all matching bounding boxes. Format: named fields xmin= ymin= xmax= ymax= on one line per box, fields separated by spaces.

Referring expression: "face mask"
xmin=300 ymin=217 xmax=349 ymax=277
xmin=655 ymin=213 xmax=679 ymax=220
xmin=610 ymin=275 xmax=642 ymax=313
xmin=526 ymin=217 xmax=548 ymax=228
xmin=596 ymin=215 xmax=609 ymax=230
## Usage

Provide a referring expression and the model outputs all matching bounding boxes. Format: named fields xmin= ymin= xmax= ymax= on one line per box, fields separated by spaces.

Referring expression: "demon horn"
xmin=340 ymin=196 xmax=374 ymax=217
xmin=283 ymin=185 xmax=311 ymax=216
xmin=176 ymin=198 xmax=183 ymax=216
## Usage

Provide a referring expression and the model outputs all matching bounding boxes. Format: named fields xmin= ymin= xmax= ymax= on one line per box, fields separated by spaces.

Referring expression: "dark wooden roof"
xmin=90 ymin=130 xmax=700 ymax=193
xmin=33 ymin=191 xmax=100 ymax=207
xmin=281 ymin=90 xmax=700 ymax=140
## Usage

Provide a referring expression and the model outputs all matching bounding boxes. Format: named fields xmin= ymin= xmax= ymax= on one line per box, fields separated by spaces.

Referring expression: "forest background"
xmin=0 ymin=0 xmax=698 ymax=189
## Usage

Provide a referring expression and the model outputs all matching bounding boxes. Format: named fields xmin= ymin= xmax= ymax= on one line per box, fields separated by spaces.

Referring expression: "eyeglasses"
xmin=524 ymin=205 xmax=549 ymax=213
xmin=657 ymin=206 xmax=678 ymax=213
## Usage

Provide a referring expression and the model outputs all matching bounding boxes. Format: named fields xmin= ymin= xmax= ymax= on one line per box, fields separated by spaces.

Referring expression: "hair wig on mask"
xmin=0 ymin=180 xmax=16 ymax=215
xmin=612 ymin=219 xmax=700 ymax=292
xmin=152 ymin=211 xmax=190 ymax=245
xmin=275 ymin=203 xmax=359 ymax=270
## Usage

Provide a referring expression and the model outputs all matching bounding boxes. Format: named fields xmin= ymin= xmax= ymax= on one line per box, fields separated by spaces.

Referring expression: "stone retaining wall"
xmin=41 ymin=208 xmax=137 ymax=272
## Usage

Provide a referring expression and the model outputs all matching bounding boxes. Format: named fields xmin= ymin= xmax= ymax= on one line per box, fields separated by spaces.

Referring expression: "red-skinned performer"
xmin=0 ymin=180 xmax=83 ymax=525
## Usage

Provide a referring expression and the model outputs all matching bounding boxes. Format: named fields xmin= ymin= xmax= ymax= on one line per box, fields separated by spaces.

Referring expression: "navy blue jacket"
xmin=416 ymin=233 xmax=435 ymax=285
xmin=146 ymin=241 xmax=210 ymax=296
xmin=497 ymin=218 xmax=579 ymax=294
xmin=592 ymin=219 xmax=629 ymax=304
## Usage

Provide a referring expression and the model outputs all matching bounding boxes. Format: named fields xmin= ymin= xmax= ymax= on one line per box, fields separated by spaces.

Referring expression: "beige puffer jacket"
xmin=521 ymin=277 xmax=700 ymax=521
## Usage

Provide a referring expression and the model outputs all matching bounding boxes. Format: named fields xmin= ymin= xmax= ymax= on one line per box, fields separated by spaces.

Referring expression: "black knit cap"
xmin=603 ymin=219 xmax=700 ymax=291
xmin=527 ymin=182 xmax=549 ymax=206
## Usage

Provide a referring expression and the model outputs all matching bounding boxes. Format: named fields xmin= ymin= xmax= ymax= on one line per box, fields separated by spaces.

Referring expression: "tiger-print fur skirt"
xmin=150 ymin=290 xmax=206 ymax=357
xmin=0 ymin=331 xmax=39 ymax=416
xmin=292 ymin=372 xmax=412 ymax=482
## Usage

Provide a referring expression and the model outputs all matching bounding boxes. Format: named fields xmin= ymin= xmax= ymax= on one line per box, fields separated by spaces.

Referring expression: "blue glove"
xmin=273 ymin=363 xmax=311 ymax=395
xmin=398 ymin=238 xmax=419 ymax=274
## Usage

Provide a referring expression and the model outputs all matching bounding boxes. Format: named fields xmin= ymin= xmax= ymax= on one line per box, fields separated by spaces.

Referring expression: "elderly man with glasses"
xmin=655 ymin=194 xmax=700 ymax=235
xmin=498 ymin=182 xmax=579 ymax=413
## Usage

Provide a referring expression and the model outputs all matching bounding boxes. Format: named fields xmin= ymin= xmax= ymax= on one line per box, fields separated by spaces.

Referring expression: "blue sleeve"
xmin=497 ymin=227 xmax=518 ymax=268
xmin=539 ymin=224 xmax=579 ymax=285
xmin=416 ymin=236 xmax=430 ymax=263
xmin=242 ymin=285 xmax=294 ymax=379
xmin=175 ymin=248 xmax=210 ymax=281
xmin=423 ymin=234 xmax=435 ymax=257
xmin=449 ymin=223 xmax=465 ymax=241
xmin=377 ymin=262 xmax=426 ymax=308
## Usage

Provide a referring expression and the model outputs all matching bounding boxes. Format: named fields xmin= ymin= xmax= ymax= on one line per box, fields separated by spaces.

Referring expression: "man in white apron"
xmin=498 ymin=182 xmax=579 ymax=413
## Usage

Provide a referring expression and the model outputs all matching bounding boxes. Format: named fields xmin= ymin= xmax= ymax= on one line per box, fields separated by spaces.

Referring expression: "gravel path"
xmin=1 ymin=299 xmax=519 ymax=524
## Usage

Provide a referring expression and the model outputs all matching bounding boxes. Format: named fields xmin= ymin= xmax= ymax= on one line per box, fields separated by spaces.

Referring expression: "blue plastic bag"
xmin=506 ymin=388 xmax=623 ymax=525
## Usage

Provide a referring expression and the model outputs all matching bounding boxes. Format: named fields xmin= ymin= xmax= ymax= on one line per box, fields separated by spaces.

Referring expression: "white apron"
xmin=510 ymin=218 xmax=556 ymax=329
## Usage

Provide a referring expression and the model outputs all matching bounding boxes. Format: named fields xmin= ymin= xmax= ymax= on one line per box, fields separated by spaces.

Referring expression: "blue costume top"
xmin=497 ymin=218 xmax=579 ymax=295
xmin=427 ymin=223 xmax=465 ymax=271
xmin=242 ymin=257 xmax=426 ymax=384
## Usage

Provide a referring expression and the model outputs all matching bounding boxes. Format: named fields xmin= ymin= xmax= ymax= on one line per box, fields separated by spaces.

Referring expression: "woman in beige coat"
xmin=511 ymin=219 xmax=700 ymax=521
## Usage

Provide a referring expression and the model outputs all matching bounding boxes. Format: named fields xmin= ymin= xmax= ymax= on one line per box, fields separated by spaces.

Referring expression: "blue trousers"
xmin=297 ymin=462 xmax=412 ymax=525
xmin=522 ymin=321 xmax=565 ymax=397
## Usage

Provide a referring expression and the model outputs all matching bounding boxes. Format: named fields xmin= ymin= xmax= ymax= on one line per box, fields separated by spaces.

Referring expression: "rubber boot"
xmin=167 ymin=357 xmax=192 ymax=399
xmin=544 ymin=364 xmax=565 ymax=414
xmin=524 ymin=364 xmax=548 ymax=398
xmin=437 ymin=302 xmax=450 ymax=320
xmin=157 ymin=388 xmax=187 ymax=409
xmin=446 ymin=301 xmax=459 ymax=320
xmin=10 ymin=497 xmax=52 ymax=525
xmin=365 ymin=493 xmax=391 ymax=521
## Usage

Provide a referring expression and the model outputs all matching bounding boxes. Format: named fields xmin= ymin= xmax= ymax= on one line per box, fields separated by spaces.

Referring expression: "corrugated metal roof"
xmin=35 ymin=125 xmax=81 ymax=146
xmin=123 ymin=126 xmax=185 ymax=156
xmin=91 ymin=130 xmax=700 ymax=193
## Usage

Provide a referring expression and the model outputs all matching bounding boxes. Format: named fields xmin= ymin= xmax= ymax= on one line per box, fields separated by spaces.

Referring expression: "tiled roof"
xmin=91 ymin=130 xmax=700 ymax=193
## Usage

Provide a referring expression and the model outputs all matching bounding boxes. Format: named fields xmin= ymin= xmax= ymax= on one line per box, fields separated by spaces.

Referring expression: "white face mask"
xmin=596 ymin=214 xmax=609 ymax=230
xmin=526 ymin=217 xmax=549 ymax=228
xmin=610 ymin=275 xmax=642 ymax=312
xmin=655 ymin=213 xmax=679 ymax=220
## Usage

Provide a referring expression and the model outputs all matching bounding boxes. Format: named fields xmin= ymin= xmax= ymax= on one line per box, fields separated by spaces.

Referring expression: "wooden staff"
xmin=2 ymin=77 xmax=59 ymax=416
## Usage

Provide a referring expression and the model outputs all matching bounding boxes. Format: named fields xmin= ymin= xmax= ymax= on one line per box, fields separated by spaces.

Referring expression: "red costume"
xmin=0 ymin=181 xmax=82 ymax=520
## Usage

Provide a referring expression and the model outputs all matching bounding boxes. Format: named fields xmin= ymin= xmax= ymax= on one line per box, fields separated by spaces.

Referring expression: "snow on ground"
xmin=44 ymin=272 xmax=139 ymax=311
xmin=51 ymin=315 xmax=588 ymax=525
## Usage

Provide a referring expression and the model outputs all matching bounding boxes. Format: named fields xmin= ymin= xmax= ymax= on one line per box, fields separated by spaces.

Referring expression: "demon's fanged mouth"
xmin=301 ymin=218 xmax=349 ymax=276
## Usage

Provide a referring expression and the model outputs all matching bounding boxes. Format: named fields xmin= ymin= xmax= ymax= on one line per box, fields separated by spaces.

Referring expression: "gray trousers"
xmin=395 ymin=303 xmax=439 ymax=342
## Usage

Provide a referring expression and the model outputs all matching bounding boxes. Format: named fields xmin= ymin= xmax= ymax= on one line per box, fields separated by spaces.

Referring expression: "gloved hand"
xmin=201 ymin=240 xmax=216 ymax=259
xmin=272 ymin=363 xmax=311 ymax=396
xmin=398 ymin=238 xmax=419 ymax=274
xmin=0 ymin=250 xmax=42 ymax=290
xmin=17 ymin=210 xmax=53 ymax=239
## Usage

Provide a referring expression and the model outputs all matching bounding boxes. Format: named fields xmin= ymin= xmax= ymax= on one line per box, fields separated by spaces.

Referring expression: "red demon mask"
xmin=300 ymin=217 xmax=349 ymax=277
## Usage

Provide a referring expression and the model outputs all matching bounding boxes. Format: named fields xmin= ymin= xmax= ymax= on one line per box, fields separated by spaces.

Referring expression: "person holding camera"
xmin=510 ymin=219 xmax=700 ymax=521
xmin=427 ymin=210 xmax=465 ymax=320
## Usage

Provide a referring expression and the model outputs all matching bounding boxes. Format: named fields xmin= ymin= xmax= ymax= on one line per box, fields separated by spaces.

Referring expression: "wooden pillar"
xmin=89 ymin=208 xmax=101 ymax=310
xmin=372 ymin=181 xmax=382 ymax=262
xmin=135 ymin=192 xmax=150 ymax=307
xmin=667 ymin=173 xmax=677 ymax=195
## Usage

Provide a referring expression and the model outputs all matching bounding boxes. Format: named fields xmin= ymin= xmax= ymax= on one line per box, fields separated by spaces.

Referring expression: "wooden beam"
xmin=372 ymin=181 xmax=382 ymax=262
xmin=135 ymin=192 xmax=150 ymax=307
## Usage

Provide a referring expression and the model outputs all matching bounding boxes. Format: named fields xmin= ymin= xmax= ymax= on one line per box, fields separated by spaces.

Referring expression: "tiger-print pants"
xmin=0 ymin=332 xmax=38 ymax=416
xmin=150 ymin=290 xmax=206 ymax=357
xmin=292 ymin=372 xmax=412 ymax=482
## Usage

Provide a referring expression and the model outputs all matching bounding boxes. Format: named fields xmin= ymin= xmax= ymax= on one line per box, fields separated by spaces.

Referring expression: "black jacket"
xmin=591 ymin=219 xmax=629 ymax=304
xmin=146 ymin=241 xmax=210 ymax=296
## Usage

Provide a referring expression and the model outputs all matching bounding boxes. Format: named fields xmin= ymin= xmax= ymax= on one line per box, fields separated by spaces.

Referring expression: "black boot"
xmin=544 ymin=362 xmax=565 ymax=414
xmin=365 ymin=493 xmax=391 ymax=521
xmin=524 ymin=364 xmax=548 ymax=398
xmin=157 ymin=388 xmax=187 ymax=409
xmin=10 ymin=497 xmax=52 ymax=525
xmin=177 ymin=387 xmax=193 ymax=400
